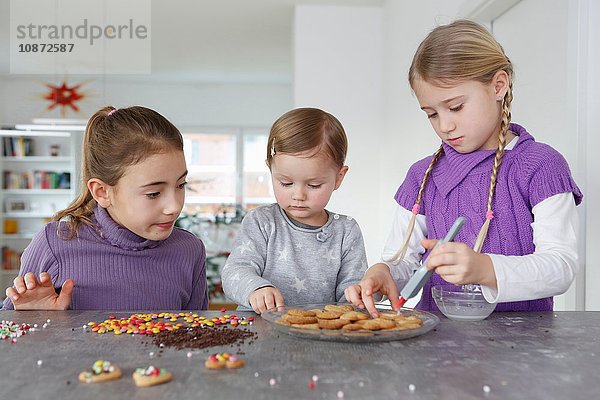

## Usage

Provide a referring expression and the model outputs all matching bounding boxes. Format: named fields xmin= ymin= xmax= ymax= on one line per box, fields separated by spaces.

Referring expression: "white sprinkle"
xmin=408 ymin=384 xmax=416 ymax=392
xmin=269 ymin=378 xmax=276 ymax=386
xmin=186 ymin=352 xmax=192 ymax=358
xmin=42 ymin=323 xmax=48 ymax=329
xmin=82 ymin=325 xmax=87 ymax=330
xmin=46 ymin=319 xmax=51 ymax=323
xmin=483 ymin=385 xmax=491 ymax=393
xmin=337 ymin=390 xmax=344 ymax=398
xmin=37 ymin=360 xmax=43 ymax=367
xmin=159 ymin=343 xmax=164 ymax=348
xmin=254 ymin=372 xmax=260 ymax=378
xmin=312 ymin=375 xmax=319 ymax=382
xmin=33 ymin=324 xmax=38 ymax=328
xmin=149 ymin=352 xmax=155 ymax=357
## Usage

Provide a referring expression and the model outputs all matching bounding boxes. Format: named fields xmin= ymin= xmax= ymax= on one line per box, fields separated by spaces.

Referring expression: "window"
xmin=182 ymin=128 xmax=273 ymax=217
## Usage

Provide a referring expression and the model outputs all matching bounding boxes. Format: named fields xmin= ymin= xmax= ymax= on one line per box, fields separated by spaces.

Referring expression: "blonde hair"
xmin=54 ymin=105 xmax=183 ymax=238
xmin=266 ymin=108 xmax=347 ymax=169
xmin=389 ymin=19 xmax=514 ymax=263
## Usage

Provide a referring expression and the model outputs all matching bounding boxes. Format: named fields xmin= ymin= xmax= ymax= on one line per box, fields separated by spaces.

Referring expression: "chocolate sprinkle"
xmin=147 ymin=326 xmax=256 ymax=350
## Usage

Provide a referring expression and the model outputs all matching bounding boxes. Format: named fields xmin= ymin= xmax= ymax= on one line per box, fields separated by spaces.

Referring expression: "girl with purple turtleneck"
xmin=346 ymin=20 xmax=582 ymax=317
xmin=3 ymin=106 xmax=208 ymax=311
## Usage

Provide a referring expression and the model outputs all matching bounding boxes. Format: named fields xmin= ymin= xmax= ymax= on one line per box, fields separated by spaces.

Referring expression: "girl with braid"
xmin=345 ymin=20 xmax=583 ymax=317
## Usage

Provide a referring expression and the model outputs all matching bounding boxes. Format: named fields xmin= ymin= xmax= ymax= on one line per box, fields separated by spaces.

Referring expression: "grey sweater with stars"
xmin=221 ymin=203 xmax=368 ymax=310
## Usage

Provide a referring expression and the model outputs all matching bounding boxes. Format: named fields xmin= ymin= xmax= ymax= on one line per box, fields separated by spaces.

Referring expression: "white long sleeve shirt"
xmin=381 ymin=192 xmax=579 ymax=304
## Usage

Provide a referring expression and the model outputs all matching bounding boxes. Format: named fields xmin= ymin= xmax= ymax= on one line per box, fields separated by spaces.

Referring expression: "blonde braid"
xmin=386 ymin=145 xmax=444 ymax=264
xmin=473 ymin=83 xmax=513 ymax=252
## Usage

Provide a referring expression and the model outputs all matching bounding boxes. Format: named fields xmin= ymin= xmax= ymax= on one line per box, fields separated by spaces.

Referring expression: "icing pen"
xmin=393 ymin=216 xmax=466 ymax=309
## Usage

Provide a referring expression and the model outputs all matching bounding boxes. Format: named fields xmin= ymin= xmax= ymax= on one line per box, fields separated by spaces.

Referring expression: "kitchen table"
xmin=0 ymin=310 xmax=598 ymax=399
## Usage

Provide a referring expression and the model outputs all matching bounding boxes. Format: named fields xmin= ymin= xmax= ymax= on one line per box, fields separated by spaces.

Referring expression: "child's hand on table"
xmin=248 ymin=286 xmax=284 ymax=314
xmin=6 ymin=272 xmax=74 ymax=310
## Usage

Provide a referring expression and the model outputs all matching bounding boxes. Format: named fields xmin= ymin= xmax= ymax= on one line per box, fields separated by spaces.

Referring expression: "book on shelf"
xmin=2 ymin=171 xmax=71 ymax=190
xmin=2 ymin=136 xmax=34 ymax=157
xmin=1 ymin=246 xmax=21 ymax=271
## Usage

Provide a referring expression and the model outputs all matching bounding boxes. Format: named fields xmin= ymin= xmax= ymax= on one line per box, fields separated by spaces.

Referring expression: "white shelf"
xmin=1 ymin=126 xmax=81 ymax=264
xmin=2 ymin=189 xmax=71 ymax=195
xmin=3 ymin=212 xmax=54 ymax=218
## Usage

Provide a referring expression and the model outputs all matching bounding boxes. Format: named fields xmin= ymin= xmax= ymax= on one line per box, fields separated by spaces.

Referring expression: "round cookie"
xmin=340 ymin=311 xmax=369 ymax=321
xmin=284 ymin=315 xmax=318 ymax=325
xmin=318 ymin=318 xmax=351 ymax=330
xmin=78 ymin=360 xmax=122 ymax=383
xmin=313 ymin=310 xmax=343 ymax=319
xmin=324 ymin=304 xmax=354 ymax=313
xmin=287 ymin=309 xmax=317 ymax=317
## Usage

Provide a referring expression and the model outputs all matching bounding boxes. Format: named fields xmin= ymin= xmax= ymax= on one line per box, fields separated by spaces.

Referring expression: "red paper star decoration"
xmin=43 ymin=80 xmax=87 ymax=117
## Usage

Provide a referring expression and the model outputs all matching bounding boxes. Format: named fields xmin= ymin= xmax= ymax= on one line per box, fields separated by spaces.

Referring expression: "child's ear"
xmin=492 ymin=70 xmax=510 ymax=98
xmin=88 ymin=178 xmax=112 ymax=208
xmin=334 ymin=165 xmax=349 ymax=190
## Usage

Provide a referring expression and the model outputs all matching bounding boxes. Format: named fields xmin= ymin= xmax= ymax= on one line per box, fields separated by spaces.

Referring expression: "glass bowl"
xmin=432 ymin=285 xmax=496 ymax=321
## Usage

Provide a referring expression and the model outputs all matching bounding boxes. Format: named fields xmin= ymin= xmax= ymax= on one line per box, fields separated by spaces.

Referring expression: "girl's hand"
xmin=344 ymin=263 xmax=399 ymax=318
xmin=422 ymin=239 xmax=497 ymax=289
xmin=248 ymin=286 xmax=284 ymax=314
xmin=6 ymin=272 xmax=74 ymax=310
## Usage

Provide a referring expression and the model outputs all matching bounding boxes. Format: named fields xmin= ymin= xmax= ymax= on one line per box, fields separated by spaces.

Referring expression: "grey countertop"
xmin=0 ymin=310 xmax=599 ymax=399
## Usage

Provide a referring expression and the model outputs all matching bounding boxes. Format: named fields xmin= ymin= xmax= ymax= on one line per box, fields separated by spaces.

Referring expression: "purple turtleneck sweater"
xmin=395 ymin=124 xmax=582 ymax=312
xmin=3 ymin=206 xmax=208 ymax=310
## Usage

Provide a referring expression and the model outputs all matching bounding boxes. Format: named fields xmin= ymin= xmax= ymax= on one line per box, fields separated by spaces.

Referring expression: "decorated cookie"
xmin=204 ymin=353 xmax=245 ymax=370
xmin=78 ymin=360 xmax=122 ymax=383
xmin=132 ymin=366 xmax=172 ymax=387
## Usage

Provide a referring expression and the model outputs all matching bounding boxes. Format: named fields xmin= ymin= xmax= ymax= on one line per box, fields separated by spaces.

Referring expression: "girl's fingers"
xmin=24 ymin=272 xmax=38 ymax=290
xmin=6 ymin=287 xmax=19 ymax=302
xmin=274 ymin=290 xmax=285 ymax=308
xmin=13 ymin=276 xmax=27 ymax=294
xmin=264 ymin=293 xmax=276 ymax=311
xmin=38 ymin=272 xmax=53 ymax=286
xmin=56 ymin=279 xmax=74 ymax=310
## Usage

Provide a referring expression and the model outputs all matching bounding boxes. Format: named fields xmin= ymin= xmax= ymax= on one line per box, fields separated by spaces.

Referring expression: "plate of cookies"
xmin=262 ymin=303 xmax=439 ymax=342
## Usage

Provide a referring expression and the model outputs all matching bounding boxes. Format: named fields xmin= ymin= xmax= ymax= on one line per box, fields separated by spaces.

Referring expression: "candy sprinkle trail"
xmin=1 ymin=321 xmax=33 ymax=343
xmin=85 ymin=312 xmax=257 ymax=350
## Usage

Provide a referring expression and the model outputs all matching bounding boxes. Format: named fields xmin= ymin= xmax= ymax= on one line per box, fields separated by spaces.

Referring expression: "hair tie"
xmin=107 ymin=109 xmax=117 ymax=116
xmin=411 ymin=204 xmax=420 ymax=215
xmin=486 ymin=210 xmax=494 ymax=220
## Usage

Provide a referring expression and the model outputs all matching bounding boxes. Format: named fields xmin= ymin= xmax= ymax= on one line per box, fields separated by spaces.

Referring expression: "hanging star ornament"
xmin=40 ymin=78 xmax=92 ymax=118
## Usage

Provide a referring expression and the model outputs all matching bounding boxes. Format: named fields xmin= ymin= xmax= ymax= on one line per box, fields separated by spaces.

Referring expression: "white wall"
xmin=293 ymin=5 xmax=384 ymax=262
xmin=380 ymin=0 xmax=464 ymax=255
xmin=488 ymin=0 xmax=597 ymax=310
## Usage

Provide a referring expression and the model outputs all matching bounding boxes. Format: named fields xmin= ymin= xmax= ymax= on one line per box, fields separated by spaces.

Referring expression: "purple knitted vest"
xmin=395 ymin=124 xmax=583 ymax=312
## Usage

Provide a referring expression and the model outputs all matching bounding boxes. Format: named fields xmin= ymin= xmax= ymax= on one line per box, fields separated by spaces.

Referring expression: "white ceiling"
xmin=0 ymin=0 xmax=383 ymax=84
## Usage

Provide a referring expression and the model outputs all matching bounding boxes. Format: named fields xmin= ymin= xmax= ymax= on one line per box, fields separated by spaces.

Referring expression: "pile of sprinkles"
xmin=0 ymin=320 xmax=33 ymax=343
xmin=85 ymin=312 xmax=256 ymax=349
xmin=150 ymin=324 xmax=256 ymax=350
xmin=86 ymin=312 xmax=253 ymax=335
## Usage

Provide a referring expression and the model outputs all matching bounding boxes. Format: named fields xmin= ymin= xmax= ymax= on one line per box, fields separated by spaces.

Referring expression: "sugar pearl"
xmin=37 ymin=360 xmax=43 ymax=367
xmin=483 ymin=385 xmax=491 ymax=394
xmin=337 ymin=390 xmax=344 ymax=398
xmin=269 ymin=378 xmax=276 ymax=386
xmin=408 ymin=384 xmax=416 ymax=392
